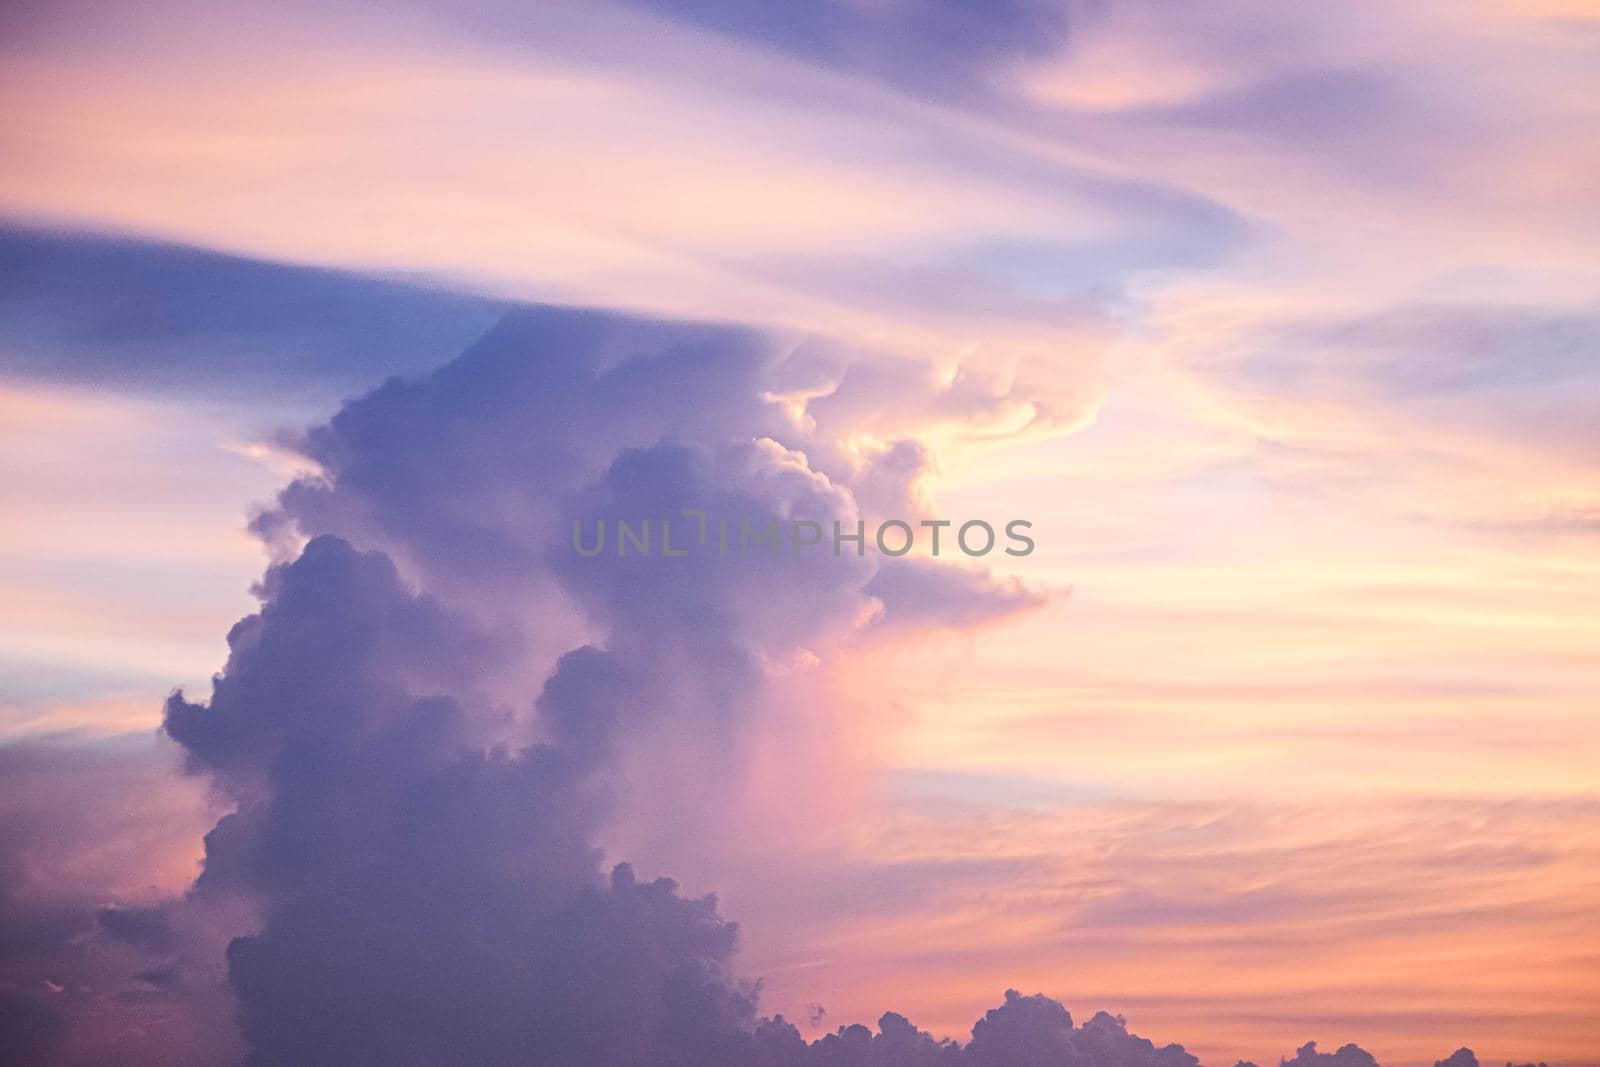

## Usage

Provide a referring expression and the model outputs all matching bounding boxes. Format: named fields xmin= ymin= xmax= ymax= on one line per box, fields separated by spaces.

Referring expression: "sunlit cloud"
xmin=2 ymin=0 xmax=1597 ymax=1063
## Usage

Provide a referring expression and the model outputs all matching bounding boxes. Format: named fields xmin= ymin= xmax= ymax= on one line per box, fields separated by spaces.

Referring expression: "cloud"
xmin=1186 ymin=301 xmax=1600 ymax=535
xmin=161 ymin=537 xmax=759 ymax=1064
xmin=2 ymin=0 xmax=1597 ymax=1059
xmin=616 ymin=0 xmax=1072 ymax=102
xmin=1230 ymin=304 xmax=1600 ymax=400
xmin=865 ymin=559 xmax=1046 ymax=631
xmin=0 ymin=3 xmax=1249 ymax=375
xmin=146 ymin=536 xmax=1150 ymax=1064
xmin=1280 ymin=1042 xmax=1381 ymax=1067
xmin=0 ymin=223 xmax=504 ymax=400
xmin=0 ymin=735 xmax=238 ymax=1066
xmin=0 ymin=304 xmax=1571 ymax=1066
xmin=785 ymin=992 xmax=1211 ymax=1067
xmin=1142 ymin=68 xmax=1398 ymax=141
xmin=143 ymin=306 xmax=1047 ymax=1064
xmin=252 ymin=305 xmax=1043 ymax=652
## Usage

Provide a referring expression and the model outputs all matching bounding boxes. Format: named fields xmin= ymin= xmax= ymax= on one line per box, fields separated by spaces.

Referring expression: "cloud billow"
xmin=0 ymin=305 xmax=1538 ymax=1066
xmin=151 ymin=535 xmax=1205 ymax=1065
xmin=143 ymin=305 xmax=1056 ymax=1065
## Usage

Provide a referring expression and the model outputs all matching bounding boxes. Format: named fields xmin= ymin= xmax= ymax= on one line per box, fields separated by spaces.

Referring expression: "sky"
xmin=1 ymin=2 xmax=1598 ymax=1065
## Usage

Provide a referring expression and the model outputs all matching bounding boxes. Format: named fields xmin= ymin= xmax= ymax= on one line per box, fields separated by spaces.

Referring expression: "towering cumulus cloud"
xmin=150 ymin=306 xmax=1061 ymax=1065
xmin=5 ymin=306 xmax=1520 ymax=1065
xmin=165 ymin=536 xmax=760 ymax=1064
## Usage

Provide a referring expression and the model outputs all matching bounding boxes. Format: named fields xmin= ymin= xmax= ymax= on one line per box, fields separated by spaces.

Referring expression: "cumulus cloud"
xmin=135 ymin=304 xmax=1047 ymax=1064
xmin=1278 ymin=1042 xmax=1381 ymax=1067
xmin=161 ymin=537 xmax=762 ymax=1065
xmin=249 ymin=306 xmax=1044 ymax=687
xmin=779 ymin=991 xmax=1208 ymax=1067
xmin=0 ymin=305 xmax=1546 ymax=1066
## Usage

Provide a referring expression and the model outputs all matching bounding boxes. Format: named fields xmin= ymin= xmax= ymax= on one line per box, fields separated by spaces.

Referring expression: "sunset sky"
xmin=2 ymin=3 xmax=1598 ymax=1065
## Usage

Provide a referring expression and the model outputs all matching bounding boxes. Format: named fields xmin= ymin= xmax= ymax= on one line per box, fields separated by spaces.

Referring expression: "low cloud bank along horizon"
xmin=0 ymin=307 xmax=1567 ymax=1066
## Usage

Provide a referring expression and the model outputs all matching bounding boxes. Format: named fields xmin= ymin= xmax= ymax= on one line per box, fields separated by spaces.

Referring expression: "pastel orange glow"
xmin=1 ymin=2 xmax=1597 ymax=1065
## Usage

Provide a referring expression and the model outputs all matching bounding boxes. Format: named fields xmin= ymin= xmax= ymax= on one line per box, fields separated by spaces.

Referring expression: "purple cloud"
xmin=0 ymin=306 xmax=1557 ymax=1066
